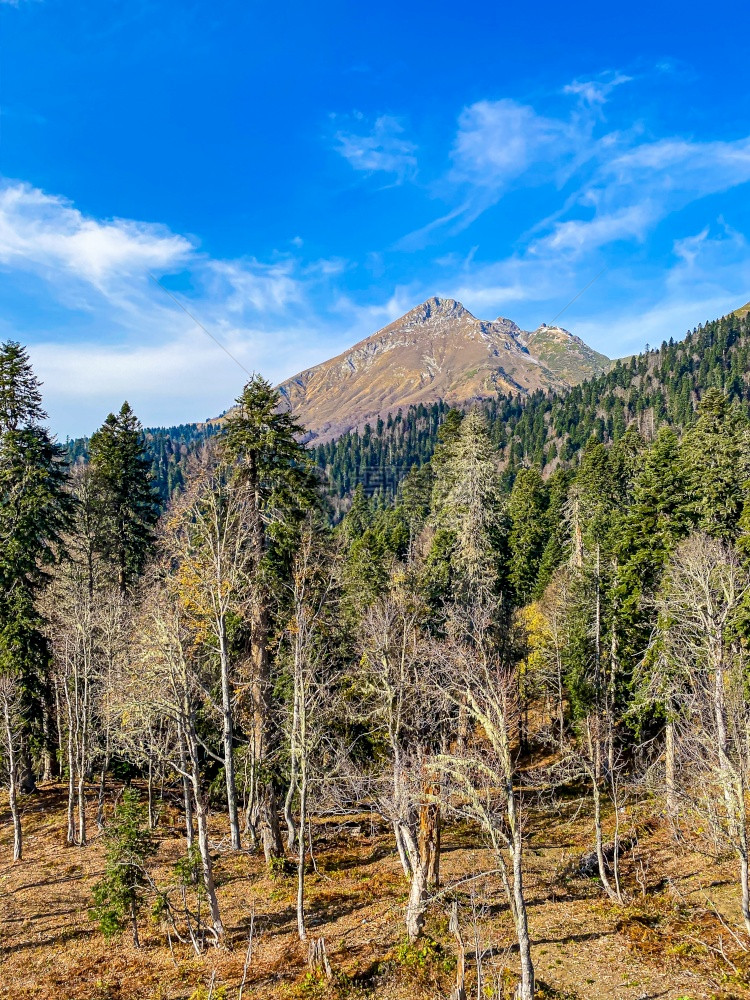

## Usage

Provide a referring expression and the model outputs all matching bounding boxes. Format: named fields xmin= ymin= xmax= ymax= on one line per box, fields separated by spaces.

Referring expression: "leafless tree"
xmin=282 ymin=518 xmax=341 ymax=940
xmin=434 ymin=602 xmax=535 ymax=1000
xmin=167 ymin=461 xmax=258 ymax=852
xmin=112 ymin=582 xmax=225 ymax=942
xmin=655 ymin=533 xmax=750 ymax=936
xmin=355 ymin=565 xmax=441 ymax=942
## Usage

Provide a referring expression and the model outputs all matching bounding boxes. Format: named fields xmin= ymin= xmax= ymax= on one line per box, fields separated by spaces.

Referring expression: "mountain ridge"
xmin=275 ymin=296 xmax=611 ymax=441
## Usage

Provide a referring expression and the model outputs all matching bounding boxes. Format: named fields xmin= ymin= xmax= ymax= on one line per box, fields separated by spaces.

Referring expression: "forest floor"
xmin=1 ymin=783 xmax=749 ymax=1000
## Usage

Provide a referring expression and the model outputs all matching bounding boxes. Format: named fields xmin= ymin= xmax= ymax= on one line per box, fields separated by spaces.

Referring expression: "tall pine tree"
xmin=0 ymin=342 xmax=72 ymax=796
xmin=89 ymin=402 xmax=160 ymax=595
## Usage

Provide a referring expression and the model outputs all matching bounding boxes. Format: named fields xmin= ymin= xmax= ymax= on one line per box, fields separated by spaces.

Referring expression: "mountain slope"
xmin=278 ymin=297 xmax=610 ymax=441
xmin=314 ymin=308 xmax=750 ymax=497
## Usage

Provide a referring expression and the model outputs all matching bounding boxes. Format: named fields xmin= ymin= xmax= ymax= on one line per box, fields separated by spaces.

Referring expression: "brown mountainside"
xmin=276 ymin=296 xmax=610 ymax=441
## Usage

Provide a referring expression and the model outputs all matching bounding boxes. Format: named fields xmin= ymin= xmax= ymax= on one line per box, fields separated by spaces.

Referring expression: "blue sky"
xmin=2 ymin=0 xmax=750 ymax=435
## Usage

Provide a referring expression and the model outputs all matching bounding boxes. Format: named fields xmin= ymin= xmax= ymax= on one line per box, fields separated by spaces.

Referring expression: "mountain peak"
xmin=403 ymin=296 xmax=473 ymax=325
xmin=273 ymin=298 xmax=611 ymax=442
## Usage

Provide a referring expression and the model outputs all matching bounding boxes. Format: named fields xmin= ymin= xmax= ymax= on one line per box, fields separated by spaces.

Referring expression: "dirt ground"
xmin=1 ymin=784 xmax=749 ymax=1000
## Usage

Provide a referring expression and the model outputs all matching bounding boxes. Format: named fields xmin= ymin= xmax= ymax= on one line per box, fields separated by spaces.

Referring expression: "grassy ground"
xmin=1 ymin=783 xmax=749 ymax=1000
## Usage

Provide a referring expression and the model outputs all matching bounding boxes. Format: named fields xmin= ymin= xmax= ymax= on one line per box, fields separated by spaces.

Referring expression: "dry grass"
xmin=0 ymin=783 xmax=748 ymax=999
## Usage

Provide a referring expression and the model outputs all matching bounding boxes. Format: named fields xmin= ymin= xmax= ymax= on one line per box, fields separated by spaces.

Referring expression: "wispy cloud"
xmin=334 ymin=113 xmax=417 ymax=181
xmin=563 ymin=70 xmax=633 ymax=108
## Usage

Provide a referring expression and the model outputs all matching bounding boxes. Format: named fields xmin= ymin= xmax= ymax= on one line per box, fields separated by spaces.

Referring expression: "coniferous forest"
xmin=6 ymin=310 xmax=750 ymax=998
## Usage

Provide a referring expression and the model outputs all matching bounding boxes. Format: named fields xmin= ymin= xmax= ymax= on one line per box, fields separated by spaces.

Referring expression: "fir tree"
xmin=90 ymin=789 xmax=157 ymax=948
xmin=89 ymin=402 xmax=160 ymax=594
xmin=431 ymin=409 xmax=505 ymax=604
xmin=0 ymin=342 xmax=72 ymax=779
xmin=222 ymin=374 xmax=319 ymax=864
xmin=681 ymin=388 xmax=746 ymax=541
xmin=507 ymin=467 xmax=548 ymax=606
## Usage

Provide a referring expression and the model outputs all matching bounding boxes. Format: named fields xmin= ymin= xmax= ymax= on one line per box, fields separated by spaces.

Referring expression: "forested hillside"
xmin=66 ymin=421 xmax=222 ymax=503
xmin=317 ymin=309 xmax=750 ymax=497
xmin=64 ymin=310 xmax=750 ymax=509
xmin=6 ymin=309 xmax=750 ymax=999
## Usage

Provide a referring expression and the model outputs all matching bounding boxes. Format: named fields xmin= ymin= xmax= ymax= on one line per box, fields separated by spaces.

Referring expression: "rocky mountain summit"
xmin=276 ymin=297 xmax=610 ymax=442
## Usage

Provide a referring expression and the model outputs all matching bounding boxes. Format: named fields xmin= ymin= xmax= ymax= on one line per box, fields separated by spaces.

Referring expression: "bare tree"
xmin=113 ymin=583 xmax=225 ymax=942
xmin=435 ymin=602 xmax=535 ymax=1000
xmin=168 ymin=461 xmax=258 ymax=852
xmin=655 ymin=533 xmax=750 ymax=936
xmin=355 ymin=566 xmax=440 ymax=942
xmin=282 ymin=518 xmax=341 ymax=940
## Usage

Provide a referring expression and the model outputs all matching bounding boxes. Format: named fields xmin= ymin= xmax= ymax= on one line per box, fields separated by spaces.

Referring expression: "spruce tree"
xmin=614 ymin=427 xmax=694 ymax=684
xmin=89 ymin=402 xmax=160 ymax=594
xmin=681 ymin=389 xmax=746 ymax=541
xmin=223 ymin=374 xmax=318 ymax=863
xmin=534 ymin=470 xmax=571 ymax=598
xmin=90 ymin=789 xmax=157 ymax=948
xmin=507 ymin=467 xmax=548 ymax=606
xmin=430 ymin=409 xmax=505 ymax=605
xmin=0 ymin=342 xmax=72 ymax=789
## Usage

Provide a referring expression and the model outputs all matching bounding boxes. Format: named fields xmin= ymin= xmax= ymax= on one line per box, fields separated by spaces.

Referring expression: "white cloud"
xmin=451 ymin=99 xmax=575 ymax=189
xmin=537 ymin=203 xmax=656 ymax=254
xmin=0 ymin=182 xmax=193 ymax=289
xmin=398 ymin=97 xmax=598 ymax=247
xmin=0 ymin=178 xmax=362 ymax=434
xmin=335 ymin=114 xmax=417 ymax=181
xmin=531 ymin=135 xmax=750 ymax=259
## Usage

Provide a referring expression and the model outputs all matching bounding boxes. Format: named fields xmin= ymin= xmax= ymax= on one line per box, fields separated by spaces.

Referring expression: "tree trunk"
xmin=394 ymin=820 xmax=411 ymax=878
xmin=251 ymin=602 xmax=283 ymax=863
xmin=592 ymin=775 xmax=620 ymax=903
xmin=64 ymin=686 xmax=76 ymax=845
xmin=178 ymin=726 xmax=194 ymax=850
xmin=259 ymin=784 xmax=284 ymax=865
xmin=400 ymin=822 xmax=428 ymax=943
xmin=4 ymin=701 xmax=22 ymax=862
xmin=739 ymin=840 xmax=750 ymax=938
xmin=184 ymin=707 xmax=224 ymax=940
xmin=54 ymin=679 xmax=64 ymax=785
xmin=19 ymin=743 xmax=36 ymax=795
xmin=405 ymin=859 xmax=429 ymax=943
xmin=131 ymin=900 xmax=140 ymax=949
xmin=41 ymin=686 xmax=57 ymax=782
xmin=296 ymin=766 xmax=308 ymax=941
xmin=96 ymin=755 xmax=108 ymax=832
xmin=147 ymin=752 xmax=155 ymax=830
xmin=285 ymin=684 xmax=300 ymax=852
xmin=665 ymin=720 xmax=676 ymax=827
xmin=448 ymin=902 xmax=466 ymax=1000
xmin=512 ymin=842 xmax=534 ymax=1000
xmin=77 ymin=771 xmax=87 ymax=847
xmin=418 ymin=779 xmax=440 ymax=888
xmin=219 ymin=620 xmax=241 ymax=850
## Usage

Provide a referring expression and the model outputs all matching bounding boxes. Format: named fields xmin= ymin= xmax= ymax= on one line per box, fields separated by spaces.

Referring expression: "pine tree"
xmin=0 ymin=342 xmax=72 ymax=796
xmin=89 ymin=402 xmax=160 ymax=594
xmin=508 ymin=467 xmax=548 ymax=606
xmin=90 ymin=789 xmax=157 ymax=948
xmin=681 ymin=389 xmax=746 ymax=541
xmin=223 ymin=374 xmax=319 ymax=864
xmin=431 ymin=409 xmax=505 ymax=605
